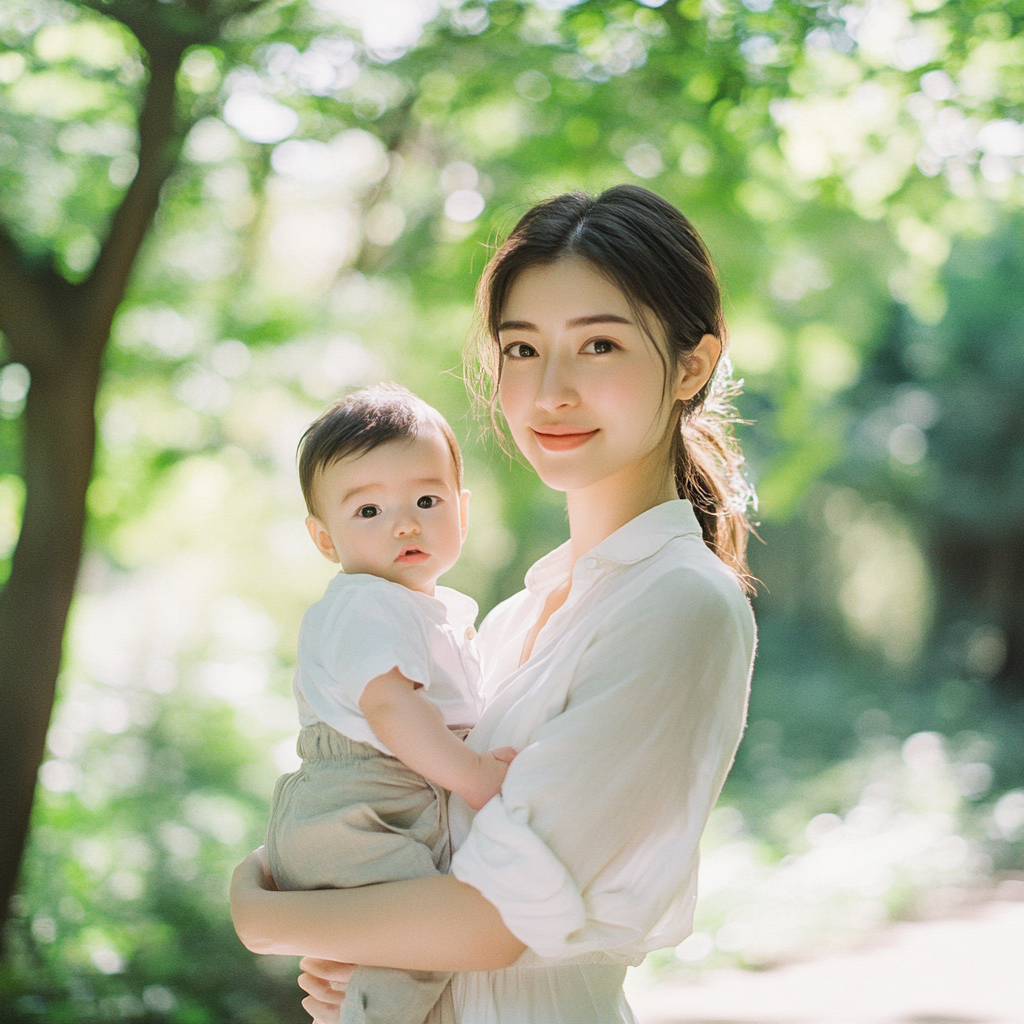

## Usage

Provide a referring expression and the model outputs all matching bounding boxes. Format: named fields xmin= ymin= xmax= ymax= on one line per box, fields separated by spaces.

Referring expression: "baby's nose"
xmin=393 ymin=516 xmax=422 ymax=536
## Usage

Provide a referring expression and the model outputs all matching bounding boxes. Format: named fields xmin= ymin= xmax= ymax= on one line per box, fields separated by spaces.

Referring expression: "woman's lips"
xmin=531 ymin=427 xmax=599 ymax=452
xmin=396 ymin=549 xmax=430 ymax=564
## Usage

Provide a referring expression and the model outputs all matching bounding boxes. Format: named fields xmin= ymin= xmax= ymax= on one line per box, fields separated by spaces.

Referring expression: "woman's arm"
xmin=230 ymin=848 xmax=526 ymax=969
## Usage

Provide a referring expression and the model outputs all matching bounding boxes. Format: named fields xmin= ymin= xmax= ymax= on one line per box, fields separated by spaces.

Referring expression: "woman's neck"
xmin=566 ymin=451 xmax=678 ymax=562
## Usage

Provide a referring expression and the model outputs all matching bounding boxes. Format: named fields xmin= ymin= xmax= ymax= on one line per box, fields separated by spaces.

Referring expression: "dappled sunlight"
xmin=822 ymin=488 xmax=933 ymax=665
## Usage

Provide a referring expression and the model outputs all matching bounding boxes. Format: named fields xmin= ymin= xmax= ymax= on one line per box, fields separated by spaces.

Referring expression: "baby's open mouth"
xmin=396 ymin=547 xmax=430 ymax=563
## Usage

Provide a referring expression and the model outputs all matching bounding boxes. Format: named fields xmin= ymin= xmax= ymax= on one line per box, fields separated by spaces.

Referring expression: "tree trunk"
xmin=0 ymin=347 xmax=102 ymax=938
xmin=0 ymin=36 xmax=188 ymax=951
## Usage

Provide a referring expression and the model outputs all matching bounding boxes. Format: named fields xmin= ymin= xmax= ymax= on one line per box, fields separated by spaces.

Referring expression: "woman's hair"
xmin=470 ymin=184 xmax=756 ymax=590
xmin=298 ymin=382 xmax=463 ymax=517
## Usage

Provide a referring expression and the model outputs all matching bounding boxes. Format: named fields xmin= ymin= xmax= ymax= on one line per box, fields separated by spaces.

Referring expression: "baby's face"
xmin=306 ymin=426 xmax=469 ymax=595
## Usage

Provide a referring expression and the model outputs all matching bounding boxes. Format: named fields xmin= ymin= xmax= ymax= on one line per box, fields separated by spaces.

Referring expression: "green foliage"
xmin=2 ymin=0 xmax=1024 ymax=1017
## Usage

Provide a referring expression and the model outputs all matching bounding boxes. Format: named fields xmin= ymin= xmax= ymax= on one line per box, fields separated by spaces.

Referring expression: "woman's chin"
xmin=516 ymin=436 xmax=633 ymax=494
xmin=530 ymin=462 xmax=614 ymax=494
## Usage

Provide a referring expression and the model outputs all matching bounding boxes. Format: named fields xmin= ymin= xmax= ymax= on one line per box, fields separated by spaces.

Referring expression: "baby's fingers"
xmin=489 ymin=746 xmax=518 ymax=765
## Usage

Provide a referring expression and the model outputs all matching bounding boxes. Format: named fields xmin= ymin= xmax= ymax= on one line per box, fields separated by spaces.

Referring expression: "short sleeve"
xmin=298 ymin=581 xmax=434 ymax=727
xmin=451 ymin=566 xmax=755 ymax=960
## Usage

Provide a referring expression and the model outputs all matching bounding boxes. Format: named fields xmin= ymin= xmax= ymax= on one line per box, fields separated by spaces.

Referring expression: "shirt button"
xmin=584 ymin=557 xmax=598 ymax=569
xmin=465 ymin=626 xmax=476 ymax=640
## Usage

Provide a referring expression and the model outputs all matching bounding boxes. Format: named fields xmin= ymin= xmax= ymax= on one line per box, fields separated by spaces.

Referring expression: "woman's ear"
xmin=306 ymin=516 xmax=340 ymax=563
xmin=674 ymin=334 xmax=722 ymax=402
xmin=459 ymin=489 xmax=471 ymax=543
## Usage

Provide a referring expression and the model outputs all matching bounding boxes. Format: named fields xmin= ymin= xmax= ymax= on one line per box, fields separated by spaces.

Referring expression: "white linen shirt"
xmin=449 ymin=499 xmax=755 ymax=965
xmin=294 ymin=573 xmax=484 ymax=756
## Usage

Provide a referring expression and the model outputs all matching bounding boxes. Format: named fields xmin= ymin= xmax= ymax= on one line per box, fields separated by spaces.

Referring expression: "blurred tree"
xmin=730 ymin=219 xmax=1024 ymax=835
xmin=0 ymin=0 xmax=264 ymax=950
xmin=841 ymin=218 xmax=1024 ymax=697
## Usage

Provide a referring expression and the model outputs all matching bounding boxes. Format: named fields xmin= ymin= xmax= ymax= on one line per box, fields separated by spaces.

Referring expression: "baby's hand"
xmin=461 ymin=747 xmax=518 ymax=811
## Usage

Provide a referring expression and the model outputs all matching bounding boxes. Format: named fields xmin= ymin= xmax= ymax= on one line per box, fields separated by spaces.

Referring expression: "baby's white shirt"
xmin=294 ymin=573 xmax=484 ymax=756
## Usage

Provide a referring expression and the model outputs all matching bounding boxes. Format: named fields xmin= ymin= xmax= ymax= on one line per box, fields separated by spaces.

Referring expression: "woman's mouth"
xmin=531 ymin=427 xmax=599 ymax=452
xmin=396 ymin=547 xmax=430 ymax=565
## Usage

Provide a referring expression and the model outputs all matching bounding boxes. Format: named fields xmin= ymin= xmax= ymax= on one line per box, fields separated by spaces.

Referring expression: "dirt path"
xmin=626 ymin=898 xmax=1024 ymax=1024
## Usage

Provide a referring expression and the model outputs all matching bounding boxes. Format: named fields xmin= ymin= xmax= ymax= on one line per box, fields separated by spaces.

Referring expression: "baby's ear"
xmin=459 ymin=489 xmax=471 ymax=543
xmin=306 ymin=516 xmax=340 ymax=563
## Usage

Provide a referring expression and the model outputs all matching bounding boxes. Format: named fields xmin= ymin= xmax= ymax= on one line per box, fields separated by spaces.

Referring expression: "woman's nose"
xmin=535 ymin=354 xmax=580 ymax=412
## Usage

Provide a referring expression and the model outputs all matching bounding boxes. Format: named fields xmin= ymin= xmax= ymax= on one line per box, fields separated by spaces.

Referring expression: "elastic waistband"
xmin=296 ymin=722 xmax=389 ymax=762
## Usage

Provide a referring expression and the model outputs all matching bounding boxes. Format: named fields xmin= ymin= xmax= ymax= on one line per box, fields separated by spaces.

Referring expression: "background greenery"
xmin=1 ymin=0 xmax=1022 ymax=1019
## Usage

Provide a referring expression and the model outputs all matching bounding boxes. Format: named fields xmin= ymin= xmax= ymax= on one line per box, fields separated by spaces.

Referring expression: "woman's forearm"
xmin=230 ymin=854 xmax=525 ymax=970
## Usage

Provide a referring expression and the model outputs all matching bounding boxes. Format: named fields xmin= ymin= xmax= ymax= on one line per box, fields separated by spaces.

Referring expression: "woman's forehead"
xmin=502 ymin=258 xmax=632 ymax=321
xmin=500 ymin=257 xmax=669 ymax=356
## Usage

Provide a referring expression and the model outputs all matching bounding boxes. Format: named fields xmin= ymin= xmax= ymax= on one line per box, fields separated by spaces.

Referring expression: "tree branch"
xmin=81 ymin=0 xmax=271 ymax=52
xmin=78 ymin=0 xmax=274 ymax=345
xmin=80 ymin=46 xmax=185 ymax=349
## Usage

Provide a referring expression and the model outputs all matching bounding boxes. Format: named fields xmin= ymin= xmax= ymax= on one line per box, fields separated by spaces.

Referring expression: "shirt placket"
xmin=530 ymin=555 xmax=610 ymax=658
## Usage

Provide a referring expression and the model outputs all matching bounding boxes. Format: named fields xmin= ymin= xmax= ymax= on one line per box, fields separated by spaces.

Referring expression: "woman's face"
xmin=497 ymin=257 xmax=689 ymax=495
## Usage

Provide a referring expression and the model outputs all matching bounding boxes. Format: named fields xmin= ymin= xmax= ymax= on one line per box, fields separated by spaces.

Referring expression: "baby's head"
xmin=298 ymin=383 xmax=469 ymax=595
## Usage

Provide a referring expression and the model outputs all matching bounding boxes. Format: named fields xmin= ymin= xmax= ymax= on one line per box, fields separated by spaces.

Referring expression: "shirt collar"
xmin=432 ymin=585 xmax=480 ymax=631
xmin=332 ymin=573 xmax=478 ymax=630
xmin=524 ymin=499 xmax=703 ymax=597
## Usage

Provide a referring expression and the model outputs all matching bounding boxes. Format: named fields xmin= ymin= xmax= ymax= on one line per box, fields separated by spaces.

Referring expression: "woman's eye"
xmin=416 ymin=495 xmax=439 ymax=509
xmin=502 ymin=342 xmax=537 ymax=359
xmin=356 ymin=505 xmax=381 ymax=519
xmin=582 ymin=339 xmax=616 ymax=354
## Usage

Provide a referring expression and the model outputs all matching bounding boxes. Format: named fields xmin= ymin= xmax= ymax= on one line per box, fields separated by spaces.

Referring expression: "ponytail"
xmin=674 ymin=368 xmax=757 ymax=593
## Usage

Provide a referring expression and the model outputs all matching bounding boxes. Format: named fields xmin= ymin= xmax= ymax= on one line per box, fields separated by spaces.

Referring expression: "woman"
xmin=231 ymin=185 xmax=757 ymax=1023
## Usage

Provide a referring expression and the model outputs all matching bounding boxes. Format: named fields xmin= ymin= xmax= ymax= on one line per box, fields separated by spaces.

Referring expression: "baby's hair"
xmin=298 ymin=383 xmax=463 ymax=517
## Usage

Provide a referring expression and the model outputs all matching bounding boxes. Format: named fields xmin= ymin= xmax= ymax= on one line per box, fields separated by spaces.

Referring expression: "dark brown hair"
xmin=298 ymin=383 xmax=463 ymax=517
xmin=470 ymin=185 xmax=756 ymax=590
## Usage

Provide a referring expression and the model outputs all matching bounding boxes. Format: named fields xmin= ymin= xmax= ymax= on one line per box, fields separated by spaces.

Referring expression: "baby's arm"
xmin=359 ymin=668 xmax=515 ymax=811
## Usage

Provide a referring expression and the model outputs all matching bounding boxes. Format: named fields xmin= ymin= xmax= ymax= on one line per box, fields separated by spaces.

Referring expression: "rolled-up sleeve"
xmin=451 ymin=565 xmax=755 ymax=960
xmin=453 ymin=798 xmax=587 ymax=958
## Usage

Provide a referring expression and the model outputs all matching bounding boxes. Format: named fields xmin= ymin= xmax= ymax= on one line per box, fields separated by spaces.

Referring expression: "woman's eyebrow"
xmin=566 ymin=313 xmax=633 ymax=329
xmin=497 ymin=313 xmax=633 ymax=332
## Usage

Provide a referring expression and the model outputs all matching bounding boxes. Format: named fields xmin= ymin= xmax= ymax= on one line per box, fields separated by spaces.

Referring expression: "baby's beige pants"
xmin=267 ymin=721 xmax=456 ymax=1024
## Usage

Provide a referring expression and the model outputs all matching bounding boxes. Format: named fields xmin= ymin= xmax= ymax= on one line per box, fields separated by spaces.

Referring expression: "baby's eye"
xmin=502 ymin=342 xmax=538 ymax=359
xmin=581 ymin=338 xmax=617 ymax=355
xmin=356 ymin=505 xmax=381 ymax=519
xmin=416 ymin=495 xmax=440 ymax=509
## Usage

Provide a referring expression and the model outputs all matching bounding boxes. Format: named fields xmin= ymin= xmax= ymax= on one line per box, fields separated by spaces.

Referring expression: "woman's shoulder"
xmin=617 ymin=540 xmax=756 ymax=656
xmin=643 ymin=534 xmax=752 ymax=607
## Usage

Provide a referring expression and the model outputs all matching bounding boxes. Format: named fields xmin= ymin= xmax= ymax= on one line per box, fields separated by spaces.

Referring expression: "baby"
xmin=266 ymin=383 xmax=515 ymax=1024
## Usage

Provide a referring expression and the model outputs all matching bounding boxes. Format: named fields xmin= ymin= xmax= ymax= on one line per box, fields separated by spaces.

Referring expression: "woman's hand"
xmin=298 ymin=957 xmax=355 ymax=1024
